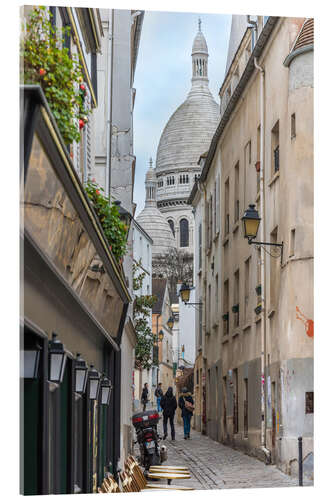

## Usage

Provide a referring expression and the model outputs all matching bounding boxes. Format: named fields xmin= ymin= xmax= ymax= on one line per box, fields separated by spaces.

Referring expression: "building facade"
xmin=152 ymin=279 xmax=175 ymax=393
xmin=189 ymin=16 xmax=313 ymax=478
xmin=21 ymin=5 xmax=144 ymax=494
xmin=132 ymin=218 xmax=154 ymax=409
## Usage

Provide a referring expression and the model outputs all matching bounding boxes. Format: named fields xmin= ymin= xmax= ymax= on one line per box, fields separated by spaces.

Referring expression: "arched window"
xmin=168 ymin=219 xmax=175 ymax=237
xmin=180 ymin=218 xmax=189 ymax=247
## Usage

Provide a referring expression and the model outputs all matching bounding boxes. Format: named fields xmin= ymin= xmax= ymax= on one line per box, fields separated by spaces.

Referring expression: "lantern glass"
xmin=242 ymin=204 xmax=261 ymax=240
xmin=50 ymin=353 xmax=65 ymax=382
xmin=76 ymin=368 xmax=88 ymax=393
xmin=22 ymin=349 xmax=40 ymax=379
xmin=101 ymin=386 xmax=111 ymax=405
xmin=167 ymin=316 xmax=174 ymax=330
xmin=180 ymin=284 xmax=190 ymax=303
xmin=158 ymin=330 xmax=164 ymax=341
xmin=89 ymin=378 xmax=100 ymax=400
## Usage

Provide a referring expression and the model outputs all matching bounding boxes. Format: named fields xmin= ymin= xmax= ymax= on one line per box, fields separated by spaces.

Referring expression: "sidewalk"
xmin=134 ymin=418 xmax=313 ymax=490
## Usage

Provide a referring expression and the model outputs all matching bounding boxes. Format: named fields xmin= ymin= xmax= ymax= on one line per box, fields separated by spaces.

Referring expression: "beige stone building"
xmin=152 ymin=279 xmax=175 ymax=394
xmin=189 ymin=16 xmax=313 ymax=478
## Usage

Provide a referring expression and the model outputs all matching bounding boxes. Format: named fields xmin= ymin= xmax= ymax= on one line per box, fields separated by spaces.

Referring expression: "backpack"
xmin=184 ymin=399 xmax=194 ymax=413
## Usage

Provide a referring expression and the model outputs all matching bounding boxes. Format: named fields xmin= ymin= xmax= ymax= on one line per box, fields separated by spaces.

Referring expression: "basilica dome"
xmin=155 ymin=23 xmax=220 ymax=174
xmin=136 ymin=160 xmax=176 ymax=256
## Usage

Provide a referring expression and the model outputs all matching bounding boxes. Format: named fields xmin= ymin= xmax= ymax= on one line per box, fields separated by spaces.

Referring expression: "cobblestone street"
xmin=135 ymin=419 xmax=313 ymax=491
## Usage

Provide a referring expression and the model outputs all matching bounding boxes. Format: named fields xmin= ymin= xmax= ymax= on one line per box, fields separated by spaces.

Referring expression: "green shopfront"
xmin=21 ymin=86 xmax=131 ymax=495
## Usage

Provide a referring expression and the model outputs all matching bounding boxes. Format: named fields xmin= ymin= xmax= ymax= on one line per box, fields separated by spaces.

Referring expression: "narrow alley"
xmin=135 ymin=421 xmax=313 ymax=490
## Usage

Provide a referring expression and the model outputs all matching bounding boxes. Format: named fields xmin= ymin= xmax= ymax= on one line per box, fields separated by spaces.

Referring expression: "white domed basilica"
xmin=155 ymin=20 xmax=220 ymax=255
xmin=136 ymin=22 xmax=220 ymax=285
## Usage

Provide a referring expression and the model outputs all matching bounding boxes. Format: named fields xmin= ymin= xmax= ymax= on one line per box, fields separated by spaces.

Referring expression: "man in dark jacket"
xmin=178 ymin=387 xmax=194 ymax=439
xmin=160 ymin=387 xmax=177 ymax=440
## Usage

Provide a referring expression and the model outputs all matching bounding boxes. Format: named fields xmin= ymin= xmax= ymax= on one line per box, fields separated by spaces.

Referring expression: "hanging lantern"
xmin=88 ymin=365 xmax=101 ymax=400
xmin=74 ymin=353 xmax=88 ymax=394
xmin=179 ymin=283 xmax=191 ymax=304
xmin=100 ymin=376 xmax=112 ymax=405
xmin=22 ymin=343 xmax=41 ymax=379
xmin=48 ymin=333 xmax=67 ymax=384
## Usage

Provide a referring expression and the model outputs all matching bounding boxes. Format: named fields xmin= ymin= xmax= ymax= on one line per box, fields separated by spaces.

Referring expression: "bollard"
xmin=298 ymin=436 xmax=303 ymax=486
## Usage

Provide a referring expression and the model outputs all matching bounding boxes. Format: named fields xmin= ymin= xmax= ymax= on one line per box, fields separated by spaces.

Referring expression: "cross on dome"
xmin=198 ymin=17 xmax=202 ymax=32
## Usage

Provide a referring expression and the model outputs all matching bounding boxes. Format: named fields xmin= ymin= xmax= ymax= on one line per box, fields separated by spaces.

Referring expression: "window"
xmin=290 ymin=228 xmax=295 ymax=257
xmin=244 ymin=378 xmax=248 ymax=437
xmin=305 ymin=392 xmax=314 ymax=414
xmin=168 ymin=219 xmax=175 ymax=237
xmin=179 ymin=174 xmax=189 ymax=184
xmin=223 ymin=279 xmax=229 ymax=335
xmin=158 ymin=178 xmax=164 ymax=187
xmin=270 ymin=227 xmax=278 ymax=307
xmin=215 ymin=274 xmax=219 ymax=320
xmin=271 ymin=120 xmax=280 ymax=174
xmin=234 ymin=269 xmax=239 ymax=327
xmin=233 ymin=368 xmax=239 ymax=434
xmin=167 ymin=176 xmax=175 ymax=186
xmin=256 ymin=125 xmax=261 ymax=193
xmin=213 ymin=181 xmax=217 ymax=235
xmin=216 ymin=175 xmax=220 ymax=233
xmin=180 ymin=218 xmax=189 ymax=247
xmin=198 ymin=299 xmax=203 ymax=346
xmin=224 ymin=179 xmax=229 ymax=235
xmin=198 ymin=223 xmax=202 ymax=269
xmin=245 ymin=42 xmax=251 ymax=63
xmin=234 ymin=162 xmax=239 ymax=222
xmin=207 ymin=284 xmax=211 ymax=333
xmin=244 ymin=257 xmax=250 ymax=321
xmin=291 ymin=113 xmax=296 ymax=139
xmin=226 ymin=85 xmax=231 ymax=101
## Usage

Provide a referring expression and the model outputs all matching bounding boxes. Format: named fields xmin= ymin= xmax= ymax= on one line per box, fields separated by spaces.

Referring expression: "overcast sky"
xmin=133 ymin=9 xmax=232 ymax=215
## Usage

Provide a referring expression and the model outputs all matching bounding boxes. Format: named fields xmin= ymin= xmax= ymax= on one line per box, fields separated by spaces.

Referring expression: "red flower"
xmin=80 ymin=83 xmax=86 ymax=91
xmin=92 ymin=178 xmax=96 ymax=182
xmin=109 ymin=245 xmax=112 ymax=250
xmin=95 ymin=189 xmax=100 ymax=196
xmin=79 ymin=119 xmax=84 ymax=129
xmin=39 ymin=68 xmax=46 ymax=76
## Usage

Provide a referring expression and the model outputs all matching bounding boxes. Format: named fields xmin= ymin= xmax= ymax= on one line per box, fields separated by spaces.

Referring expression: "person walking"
xmin=141 ymin=383 xmax=149 ymax=411
xmin=155 ymin=382 xmax=163 ymax=413
xmin=178 ymin=386 xmax=194 ymax=439
xmin=160 ymin=386 xmax=177 ymax=440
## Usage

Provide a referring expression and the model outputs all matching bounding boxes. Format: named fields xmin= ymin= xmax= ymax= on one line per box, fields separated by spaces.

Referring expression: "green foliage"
xmin=133 ymin=261 xmax=157 ymax=370
xmin=21 ymin=6 xmax=90 ymax=145
xmin=85 ymin=179 xmax=128 ymax=262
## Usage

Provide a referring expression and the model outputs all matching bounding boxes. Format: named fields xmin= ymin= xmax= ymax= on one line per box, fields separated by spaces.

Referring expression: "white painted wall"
xmin=178 ymin=286 xmax=196 ymax=366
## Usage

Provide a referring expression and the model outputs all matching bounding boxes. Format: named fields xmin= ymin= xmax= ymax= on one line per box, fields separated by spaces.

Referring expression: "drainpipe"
xmin=106 ymin=9 xmax=114 ymax=201
xmin=247 ymin=15 xmax=258 ymax=44
xmin=254 ymin=56 xmax=271 ymax=464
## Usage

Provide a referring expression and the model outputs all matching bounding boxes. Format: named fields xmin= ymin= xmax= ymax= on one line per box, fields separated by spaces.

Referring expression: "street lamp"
xmin=241 ymin=204 xmax=261 ymax=241
xmin=167 ymin=316 xmax=174 ymax=330
xmin=100 ymin=375 xmax=113 ymax=405
xmin=88 ymin=365 xmax=101 ymax=400
xmin=179 ymin=283 xmax=203 ymax=308
xmin=179 ymin=283 xmax=191 ymax=303
xmin=158 ymin=330 xmax=164 ymax=342
xmin=48 ymin=333 xmax=67 ymax=384
xmin=242 ymin=204 xmax=284 ymax=265
xmin=74 ymin=353 xmax=89 ymax=394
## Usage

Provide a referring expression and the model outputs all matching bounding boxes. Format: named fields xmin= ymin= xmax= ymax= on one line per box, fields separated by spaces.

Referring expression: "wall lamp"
xmin=242 ymin=204 xmax=284 ymax=265
xmin=167 ymin=315 xmax=174 ymax=330
xmin=179 ymin=283 xmax=203 ymax=308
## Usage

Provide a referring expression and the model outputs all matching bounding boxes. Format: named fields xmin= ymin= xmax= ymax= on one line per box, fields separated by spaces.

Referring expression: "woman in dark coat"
xmin=160 ymin=387 xmax=177 ymax=440
xmin=178 ymin=387 xmax=194 ymax=439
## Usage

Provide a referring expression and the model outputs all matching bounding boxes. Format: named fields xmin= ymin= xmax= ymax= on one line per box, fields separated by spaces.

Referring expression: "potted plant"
xmin=232 ymin=304 xmax=239 ymax=314
xmin=222 ymin=313 xmax=229 ymax=321
xmin=255 ymin=284 xmax=262 ymax=296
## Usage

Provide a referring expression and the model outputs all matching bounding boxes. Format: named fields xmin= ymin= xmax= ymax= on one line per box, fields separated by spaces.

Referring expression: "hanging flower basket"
xmin=255 ymin=284 xmax=262 ymax=296
xmin=232 ymin=304 xmax=239 ymax=314
xmin=222 ymin=313 xmax=229 ymax=321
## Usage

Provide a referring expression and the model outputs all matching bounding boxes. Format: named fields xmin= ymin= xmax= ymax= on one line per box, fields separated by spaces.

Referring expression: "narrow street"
xmin=135 ymin=420 xmax=313 ymax=490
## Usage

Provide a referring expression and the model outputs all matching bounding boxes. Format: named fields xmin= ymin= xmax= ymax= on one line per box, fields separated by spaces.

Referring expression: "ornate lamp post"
xmin=242 ymin=204 xmax=283 ymax=264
